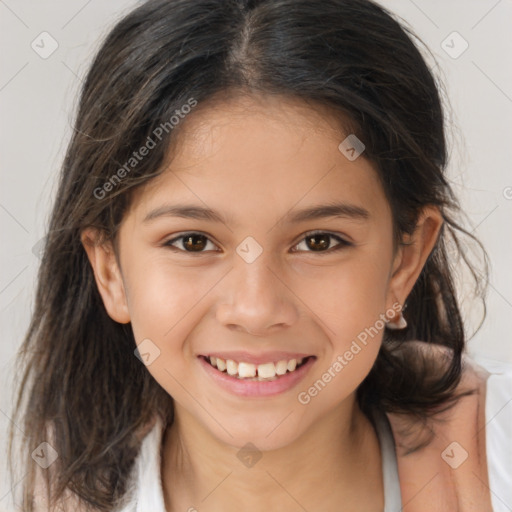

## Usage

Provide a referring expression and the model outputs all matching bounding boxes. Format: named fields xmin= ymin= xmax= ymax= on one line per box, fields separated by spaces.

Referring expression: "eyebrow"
xmin=142 ymin=201 xmax=370 ymax=226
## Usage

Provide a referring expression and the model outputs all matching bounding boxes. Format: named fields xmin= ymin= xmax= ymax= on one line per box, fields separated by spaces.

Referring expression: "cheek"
xmin=123 ymin=254 xmax=215 ymax=404
xmin=294 ymin=250 xmax=391 ymax=338
xmin=292 ymin=250 xmax=391 ymax=402
xmin=123 ymin=253 xmax=208 ymax=352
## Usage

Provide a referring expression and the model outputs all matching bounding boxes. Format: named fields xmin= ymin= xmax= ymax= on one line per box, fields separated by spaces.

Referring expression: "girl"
xmin=8 ymin=0 xmax=511 ymax=511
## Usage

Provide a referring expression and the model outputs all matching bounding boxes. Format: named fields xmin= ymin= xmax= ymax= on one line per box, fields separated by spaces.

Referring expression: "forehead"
xmin=169 ymin=93 xmax=351 ymax=164
xmin=128 ymin=94 xmax=390 ymax=226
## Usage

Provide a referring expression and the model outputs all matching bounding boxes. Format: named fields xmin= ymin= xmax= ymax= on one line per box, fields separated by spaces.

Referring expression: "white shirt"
xmin=115 ymin=357 xmax=512 ymax=512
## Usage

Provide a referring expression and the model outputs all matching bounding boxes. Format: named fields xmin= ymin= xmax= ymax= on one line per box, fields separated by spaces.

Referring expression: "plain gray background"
xmin=1 ymin=0 xmax=511 ymax=509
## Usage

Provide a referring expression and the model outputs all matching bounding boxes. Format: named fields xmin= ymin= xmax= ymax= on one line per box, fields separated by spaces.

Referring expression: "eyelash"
xmin=163 ymin=231 xmax=352 ymax=255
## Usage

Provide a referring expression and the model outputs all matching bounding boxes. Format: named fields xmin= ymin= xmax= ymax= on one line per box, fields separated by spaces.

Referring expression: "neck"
xmin=161 ymin=397 xmax=384 ymax=512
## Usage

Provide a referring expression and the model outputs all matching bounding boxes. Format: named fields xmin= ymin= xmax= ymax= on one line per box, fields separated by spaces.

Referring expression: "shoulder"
xmin=114 ymin=414 xmax=168 ymax=512
xmin=32 ymin=416 xmax=163 ymax=512
xmin=471 ymin=354 xmax=512 ymax=510
xmin=397 ymin=340 xmax=511 ymax=402
xmin=384 ymin=340 xmax=489 ymax=452
xmin=33 ymin=468 xmax=89 ymax=512
xmin=385 ymin=340 xmax=511 ymax=511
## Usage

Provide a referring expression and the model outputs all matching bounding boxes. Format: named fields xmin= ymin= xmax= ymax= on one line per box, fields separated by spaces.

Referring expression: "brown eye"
xmin=306 ymin=233 xmax=331 ymax=251
xmin=293 ymin=231 xmax=351 ymax=253
xmin=182 ymin=234 xmax=207 ymax=251
xmin=165 ymin=233 xmax=216 ymax=253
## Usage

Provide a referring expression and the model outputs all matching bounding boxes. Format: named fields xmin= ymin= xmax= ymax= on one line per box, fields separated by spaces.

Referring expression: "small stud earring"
xmin=385 ymin=311 xmax=408 ymax=330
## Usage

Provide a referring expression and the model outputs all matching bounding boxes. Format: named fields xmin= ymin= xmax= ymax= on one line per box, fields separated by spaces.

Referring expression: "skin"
xmin=82 ymin=93 xmax=443 ymax=511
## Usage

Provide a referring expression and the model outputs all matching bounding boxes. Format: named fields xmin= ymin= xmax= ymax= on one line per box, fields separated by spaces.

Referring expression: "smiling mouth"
xmin=200 ymin=355 xmax=314 ymax=381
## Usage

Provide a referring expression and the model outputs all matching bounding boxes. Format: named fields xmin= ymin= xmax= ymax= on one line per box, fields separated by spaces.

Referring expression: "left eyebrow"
xmin=142 ymin=200 xmax=370 ymax=227
xmin=284 ymin=201 xmax=370 ymax=223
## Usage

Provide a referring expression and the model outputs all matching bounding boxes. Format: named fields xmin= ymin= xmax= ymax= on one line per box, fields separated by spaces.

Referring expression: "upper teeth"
xmin=208 ymin=356 xmax=305 ymax=379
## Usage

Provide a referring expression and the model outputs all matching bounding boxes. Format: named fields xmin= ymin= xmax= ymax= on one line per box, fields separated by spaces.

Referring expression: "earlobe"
xmin=81 ymin=228 xmax=131 ymax=324
xmin=386 ymin=206 xmax=444 ymax=310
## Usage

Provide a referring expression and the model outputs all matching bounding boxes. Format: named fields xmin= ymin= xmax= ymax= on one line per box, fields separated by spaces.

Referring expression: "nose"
xmin=215 ymin=254 xmax=299 ymax=337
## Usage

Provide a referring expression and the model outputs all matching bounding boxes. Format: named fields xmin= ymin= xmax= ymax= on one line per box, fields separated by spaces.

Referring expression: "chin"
xmin=206 ymin=414 xmax=307 ymax=453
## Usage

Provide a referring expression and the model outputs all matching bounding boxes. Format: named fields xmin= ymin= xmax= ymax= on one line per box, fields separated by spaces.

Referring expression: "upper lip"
xmin=199 ymin=351 xmax=314 ymax=365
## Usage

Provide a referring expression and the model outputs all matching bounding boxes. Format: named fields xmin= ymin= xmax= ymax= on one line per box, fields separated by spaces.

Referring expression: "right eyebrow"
xmin=143 ymin=204 xmax=230 ymax=224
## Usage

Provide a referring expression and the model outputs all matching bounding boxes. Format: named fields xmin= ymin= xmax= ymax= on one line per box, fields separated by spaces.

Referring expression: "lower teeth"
xmin=236 ymin=375 xmax=279 ymax=381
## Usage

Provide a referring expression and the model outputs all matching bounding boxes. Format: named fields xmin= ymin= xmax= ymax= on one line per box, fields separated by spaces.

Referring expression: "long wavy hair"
xmin=9 ymin=0 xmax=488 ymax=510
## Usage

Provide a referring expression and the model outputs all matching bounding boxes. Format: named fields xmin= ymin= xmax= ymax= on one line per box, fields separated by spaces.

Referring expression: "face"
xmin=83 ymin=93 xmax=440 ymax=451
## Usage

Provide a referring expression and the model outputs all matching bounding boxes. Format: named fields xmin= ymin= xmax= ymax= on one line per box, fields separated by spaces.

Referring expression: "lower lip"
xmin=198 ymin=356 xmax=316 ymax=397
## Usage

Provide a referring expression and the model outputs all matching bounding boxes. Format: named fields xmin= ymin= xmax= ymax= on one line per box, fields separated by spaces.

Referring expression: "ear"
xmin=81 ymin=228 xmax=131 ymax=324
xmin=386 ymin=206 xmax=444 ymax=310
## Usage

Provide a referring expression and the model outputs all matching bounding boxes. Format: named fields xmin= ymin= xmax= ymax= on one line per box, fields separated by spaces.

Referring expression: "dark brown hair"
xmin=9 ymin=0 xmax=488 ymax=510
